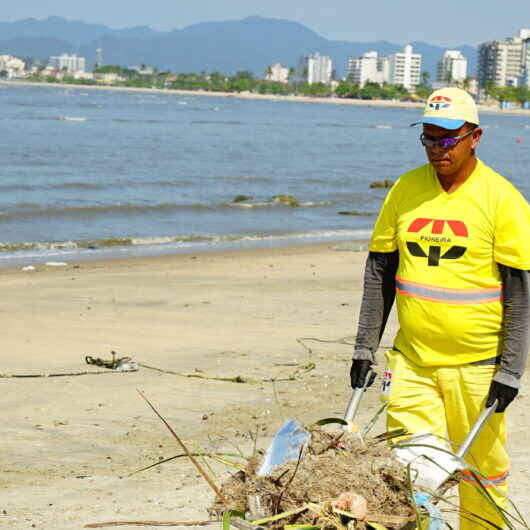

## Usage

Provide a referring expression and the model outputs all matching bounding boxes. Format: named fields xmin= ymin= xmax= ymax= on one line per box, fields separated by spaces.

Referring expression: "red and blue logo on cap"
xmin=429 ymin=95 xmax=452 ymax=111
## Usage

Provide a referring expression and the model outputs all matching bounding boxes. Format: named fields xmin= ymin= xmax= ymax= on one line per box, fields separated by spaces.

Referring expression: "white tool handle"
xmin=456 ymin=402 xmax=497 ymax=459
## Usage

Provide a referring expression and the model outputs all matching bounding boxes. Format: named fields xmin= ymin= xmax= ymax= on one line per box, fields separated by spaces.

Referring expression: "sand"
xmin=1 ymin=242 xmax=529 ymax=529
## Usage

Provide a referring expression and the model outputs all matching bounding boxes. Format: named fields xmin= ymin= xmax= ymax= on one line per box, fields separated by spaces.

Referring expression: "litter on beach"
xmin=209 ymin=425 xmax=414 ymax=529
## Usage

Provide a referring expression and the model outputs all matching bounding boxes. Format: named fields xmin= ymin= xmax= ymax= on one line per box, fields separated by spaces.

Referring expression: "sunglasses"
xmin=420 ymin=128 xmax=475 ymax=149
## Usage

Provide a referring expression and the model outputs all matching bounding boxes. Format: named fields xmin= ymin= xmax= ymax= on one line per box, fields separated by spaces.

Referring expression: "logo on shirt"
xmin=406 ymin=217 xmax=468 ymax=266
xmin=428 ymin=95 xmax=452 ymax=111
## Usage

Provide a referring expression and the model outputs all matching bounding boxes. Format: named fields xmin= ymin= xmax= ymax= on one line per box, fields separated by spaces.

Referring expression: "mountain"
xmin=0 ymin=16 xmax=161 ymax=46
xmin=0 ymin=15 xmax=477 ymax=78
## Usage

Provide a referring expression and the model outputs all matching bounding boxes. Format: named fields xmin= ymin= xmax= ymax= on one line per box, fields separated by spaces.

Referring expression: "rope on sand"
xmin=296 ymin=335 xmax=393 ymax=355
xmin=0 ymin=354 xmax=315 ymax=383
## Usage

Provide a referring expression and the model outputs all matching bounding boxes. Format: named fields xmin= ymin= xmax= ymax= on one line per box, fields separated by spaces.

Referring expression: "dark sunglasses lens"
xmin=439 ymin=138 xmax=457 ymax=149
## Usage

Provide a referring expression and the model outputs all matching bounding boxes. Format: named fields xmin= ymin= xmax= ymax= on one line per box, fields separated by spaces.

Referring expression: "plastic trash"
xmin=115 ymin=358 xmax=139 ymax=372
xmin=393 ymin=432 xmax=463 ymax=491
xmin=22 ymin=266 xmax=35 ymax=272
xmin=257 ymin=419 xmax=310 ymax=476
xmin=45 ymin=262 xmax=67 ymax=267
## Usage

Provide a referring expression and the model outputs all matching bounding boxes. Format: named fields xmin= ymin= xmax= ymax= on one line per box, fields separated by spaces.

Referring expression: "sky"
xmin=2 ymin=1 xmax=530 ymax=47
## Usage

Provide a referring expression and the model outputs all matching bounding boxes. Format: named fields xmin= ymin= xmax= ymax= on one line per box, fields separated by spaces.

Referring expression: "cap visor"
xmin=410 ymin=117 xmax=466 ymax=130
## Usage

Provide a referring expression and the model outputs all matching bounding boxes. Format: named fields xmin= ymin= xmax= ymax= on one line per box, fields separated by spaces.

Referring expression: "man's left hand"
xmin=486 ymin=381 xmax=518 ymax=413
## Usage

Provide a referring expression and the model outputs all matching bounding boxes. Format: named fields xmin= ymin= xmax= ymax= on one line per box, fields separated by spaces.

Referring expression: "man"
xmin=351 ymin=87 xmax=530 ymax=528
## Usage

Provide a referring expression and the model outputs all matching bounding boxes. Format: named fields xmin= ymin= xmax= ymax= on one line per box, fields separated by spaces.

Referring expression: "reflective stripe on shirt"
xmin=396 ymin=276 xmax=503 ymax=304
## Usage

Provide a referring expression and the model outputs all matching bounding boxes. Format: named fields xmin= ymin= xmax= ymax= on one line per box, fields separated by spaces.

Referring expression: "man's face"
xmin=422 ymin=123 xmax=482 ymax=177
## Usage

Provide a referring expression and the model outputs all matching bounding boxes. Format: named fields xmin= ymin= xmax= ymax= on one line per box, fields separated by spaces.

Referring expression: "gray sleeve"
xmin=494 ymin=264 xmax=530 ymax=389
xmin=353 ymin=251 xmax=398 ymax=364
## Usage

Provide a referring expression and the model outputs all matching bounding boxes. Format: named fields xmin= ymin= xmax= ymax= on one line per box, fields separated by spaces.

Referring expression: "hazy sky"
xmin=2 ymin=1 xmax=530 ymax=46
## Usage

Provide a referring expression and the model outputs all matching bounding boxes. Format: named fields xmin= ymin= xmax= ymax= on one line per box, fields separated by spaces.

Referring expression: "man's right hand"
xmin=350 ymin=360 xmax=375 ymax=389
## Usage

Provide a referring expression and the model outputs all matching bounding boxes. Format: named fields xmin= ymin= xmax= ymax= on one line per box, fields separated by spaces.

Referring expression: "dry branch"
xmin=138 ymin=391 xmax=229 ymax=506
xmin=85 ymin=521 xmax=215 ymax=528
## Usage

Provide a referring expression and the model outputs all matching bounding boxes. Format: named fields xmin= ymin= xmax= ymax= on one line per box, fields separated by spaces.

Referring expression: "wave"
xmin=0 ymin=180 xmax=191 ymax=192
xmin=315 ymin=122 xmax=349 ymax=128
xmin=230 ymin=200 xmax=331 ymax=208
xmin=191 ymin=120 xmax=244 ymax=125
xmin=0 ymin=199 xmax=337 ymax=220
xmin=217 ymin=175 xmax=272 ymax=182
xmin=0 ymin=184 xmax=36 ymax=191
xmin=58 ymin=116 xmax=88 ymax=122
xmin=0 ymin=229 xmax=372 ymax=255
xmin=0 ymin=203 xmax=189 ymax=220
xmin=111 ymin=118 xmax=170 ymax=124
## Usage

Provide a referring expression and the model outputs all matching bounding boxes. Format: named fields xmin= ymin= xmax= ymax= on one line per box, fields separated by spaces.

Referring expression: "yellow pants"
xmin=383 ymin=350 xmax=509 ymax=529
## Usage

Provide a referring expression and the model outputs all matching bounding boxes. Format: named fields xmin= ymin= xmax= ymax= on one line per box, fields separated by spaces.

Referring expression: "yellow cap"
xmin=411 ymin=87 xmax=479 ymax=130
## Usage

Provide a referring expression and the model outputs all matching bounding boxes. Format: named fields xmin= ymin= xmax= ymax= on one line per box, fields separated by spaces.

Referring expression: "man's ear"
xmin=471 ymin=127 xmax=483 ymax=149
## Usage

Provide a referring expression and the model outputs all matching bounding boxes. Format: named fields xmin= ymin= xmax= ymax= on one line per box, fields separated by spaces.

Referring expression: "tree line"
xmin=22 ymin=64 xmax=530 ymax=105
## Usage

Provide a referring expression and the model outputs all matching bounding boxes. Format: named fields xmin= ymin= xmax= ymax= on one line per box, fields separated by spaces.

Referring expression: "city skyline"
xmin=1 ymin=1 xmax=530 ymax=47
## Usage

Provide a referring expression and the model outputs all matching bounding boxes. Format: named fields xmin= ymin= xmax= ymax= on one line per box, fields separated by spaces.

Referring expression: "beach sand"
xmin=4 ymin=79 xmax=530 ymax=117
xmin=2 ymin=243 xmax=529 ymax=528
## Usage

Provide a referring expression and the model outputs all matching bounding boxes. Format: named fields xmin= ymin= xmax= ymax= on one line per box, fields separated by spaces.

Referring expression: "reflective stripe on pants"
xmin=382 ymin=349 xmax=508 ymax=529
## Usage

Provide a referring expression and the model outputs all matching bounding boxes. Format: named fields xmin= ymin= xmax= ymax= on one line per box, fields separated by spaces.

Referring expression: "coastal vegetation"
xmin=334 ymin=81 xmax=410 ymax=100
xmin=19 ymin=64 xmax=530 ymax=106
xmin=24 ymin=65 xmax=417 ymax=100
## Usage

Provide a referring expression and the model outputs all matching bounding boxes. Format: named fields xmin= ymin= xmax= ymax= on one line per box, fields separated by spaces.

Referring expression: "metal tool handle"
xmin=344 ymin=387 xmax=364 ymax=425
xmin=455 ymin=402 xmax=497 ymax=459
xmin=344 ymin=369 xmax=375 ymax=425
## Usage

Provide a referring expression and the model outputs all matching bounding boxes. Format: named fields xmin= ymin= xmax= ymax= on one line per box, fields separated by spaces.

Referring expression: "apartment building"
xmin=297 ymin=53 xmax=332 ymax=85
xmin=0 ymin=55 xmax=25 ymax=78
xmin=49 ymin=54 xmax=86 ymax=74
xmin=387 ymin=45 xmax=421 ymax=91
xmin=266 ymin=63 xmax=290 ymax=83
xmin=347 ymin=51 xmax=389 ymax=87
xmin=521 ymin=36 xmax=530 ymax=87
xmin=436 ymin=50 xmax=468 ymax=84
xmin=478 ymin=29 xmax=530 ymax=87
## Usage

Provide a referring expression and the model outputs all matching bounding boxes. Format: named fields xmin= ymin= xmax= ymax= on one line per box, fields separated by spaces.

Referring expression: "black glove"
xmin=350 ymin=360 xmax=376 ymax=389
xmin=486 ymin=380 xmax=518 ymax=413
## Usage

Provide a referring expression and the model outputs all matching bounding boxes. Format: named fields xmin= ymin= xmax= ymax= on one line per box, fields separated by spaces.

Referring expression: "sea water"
xmin=1 ymin=83 xmax=529 ymax=265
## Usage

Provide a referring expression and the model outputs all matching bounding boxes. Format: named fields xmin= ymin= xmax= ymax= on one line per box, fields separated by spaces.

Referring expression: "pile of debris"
xmin=210 ymin=427 xmax=414 ymax=529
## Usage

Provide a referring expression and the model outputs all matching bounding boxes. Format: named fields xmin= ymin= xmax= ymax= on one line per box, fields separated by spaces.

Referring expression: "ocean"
xmin=1 ymin=83 xmax=530 ymax=265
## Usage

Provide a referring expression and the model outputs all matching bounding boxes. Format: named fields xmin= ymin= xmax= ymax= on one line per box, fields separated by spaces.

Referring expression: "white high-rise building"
xmin=49 ymin=54 xmax=86 ymax=74
xmin=519 ymin=33 xmax=530 ymax=87
xmin=478 ymin=29 xmax=530 ymax=87
xmin=347 ymin=51 xmax=389 ymax=87
xmin=297 ymin=53 xmax=332 ymax=85
xmin=388 ymin=45 xmax=421 ymax=91
xmin=437 ymin=50 xmax=468 ymax=84
xmin=266 ymin=63 xmax=289 ymax=83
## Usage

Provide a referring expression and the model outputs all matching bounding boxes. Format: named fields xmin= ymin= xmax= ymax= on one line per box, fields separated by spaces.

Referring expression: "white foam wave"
xmin=58 ymin=116 xmax=88 ymax=122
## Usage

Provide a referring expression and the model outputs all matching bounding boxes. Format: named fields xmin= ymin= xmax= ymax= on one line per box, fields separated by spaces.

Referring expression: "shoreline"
xmin=0 ymin=237 xmax=369 ymax=271
xmin=3 ymin=79 xmax=530 ymax=116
